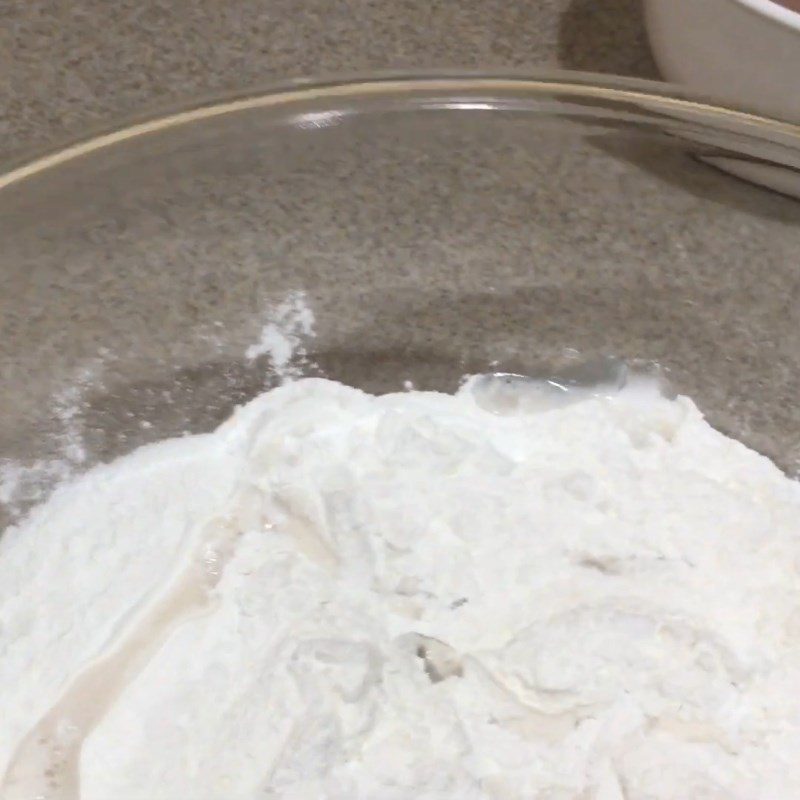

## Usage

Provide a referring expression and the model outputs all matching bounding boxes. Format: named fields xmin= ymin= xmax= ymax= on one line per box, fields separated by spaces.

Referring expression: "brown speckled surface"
xmin=0 ymin=0 xmax=658 ymax=162
xmin=1 ymin=3 xmax=800 ymax=529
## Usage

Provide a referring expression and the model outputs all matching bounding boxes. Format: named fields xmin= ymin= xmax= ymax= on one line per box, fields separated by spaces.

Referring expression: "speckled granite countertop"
xmin=3 ymin=0 xmax=800 ymax=532
xmin=0 ymin=0 xmax=658 ymax=162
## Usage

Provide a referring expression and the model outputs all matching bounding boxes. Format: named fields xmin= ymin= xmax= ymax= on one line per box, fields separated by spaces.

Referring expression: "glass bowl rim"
xmin=2 ymin=68 xmax=800 ymax=194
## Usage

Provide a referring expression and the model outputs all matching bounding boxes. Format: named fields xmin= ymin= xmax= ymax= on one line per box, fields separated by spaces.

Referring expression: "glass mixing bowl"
xmin=1 ymin=71 xmax=800 ymax=525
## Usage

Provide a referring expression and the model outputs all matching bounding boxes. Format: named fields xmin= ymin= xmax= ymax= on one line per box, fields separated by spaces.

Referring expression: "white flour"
xmin=245 ymin=292 xmax=315 ymax=376
xmin=2 ymin=378 xmax=800 ymax=799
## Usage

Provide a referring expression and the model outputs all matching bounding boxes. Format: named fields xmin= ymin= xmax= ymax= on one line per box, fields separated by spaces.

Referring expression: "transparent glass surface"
xmin=1 ymin=71 xmax=799 ymax=525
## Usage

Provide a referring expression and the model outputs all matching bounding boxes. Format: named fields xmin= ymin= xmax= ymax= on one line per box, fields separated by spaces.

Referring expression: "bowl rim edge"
xmin=2 ymin=68 xmax=800 ymax=194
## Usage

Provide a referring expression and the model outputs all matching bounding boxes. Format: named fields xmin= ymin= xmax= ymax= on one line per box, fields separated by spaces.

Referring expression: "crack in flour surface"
xmin=2 ymin=377 xmax=800 ymax=799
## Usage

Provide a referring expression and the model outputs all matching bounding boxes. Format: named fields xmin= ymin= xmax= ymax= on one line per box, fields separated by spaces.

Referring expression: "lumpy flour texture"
xmin=2 ymin=378 xmax=800 ymax=799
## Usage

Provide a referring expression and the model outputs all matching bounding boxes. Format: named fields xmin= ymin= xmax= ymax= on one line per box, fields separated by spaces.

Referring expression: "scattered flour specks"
xmin=0 ymin=356 xmax=106 ymax=523
xmin=245 ymin=292 xmax=315 ymax=379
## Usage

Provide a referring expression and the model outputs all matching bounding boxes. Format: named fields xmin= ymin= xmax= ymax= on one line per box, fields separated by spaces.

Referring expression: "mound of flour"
xmin=2 ymin=377 xmax=800 ymax=799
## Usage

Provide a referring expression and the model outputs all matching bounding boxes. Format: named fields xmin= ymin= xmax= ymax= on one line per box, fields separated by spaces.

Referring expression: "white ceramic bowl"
xmin=645 ymin=0 xmax=800 ymax=122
